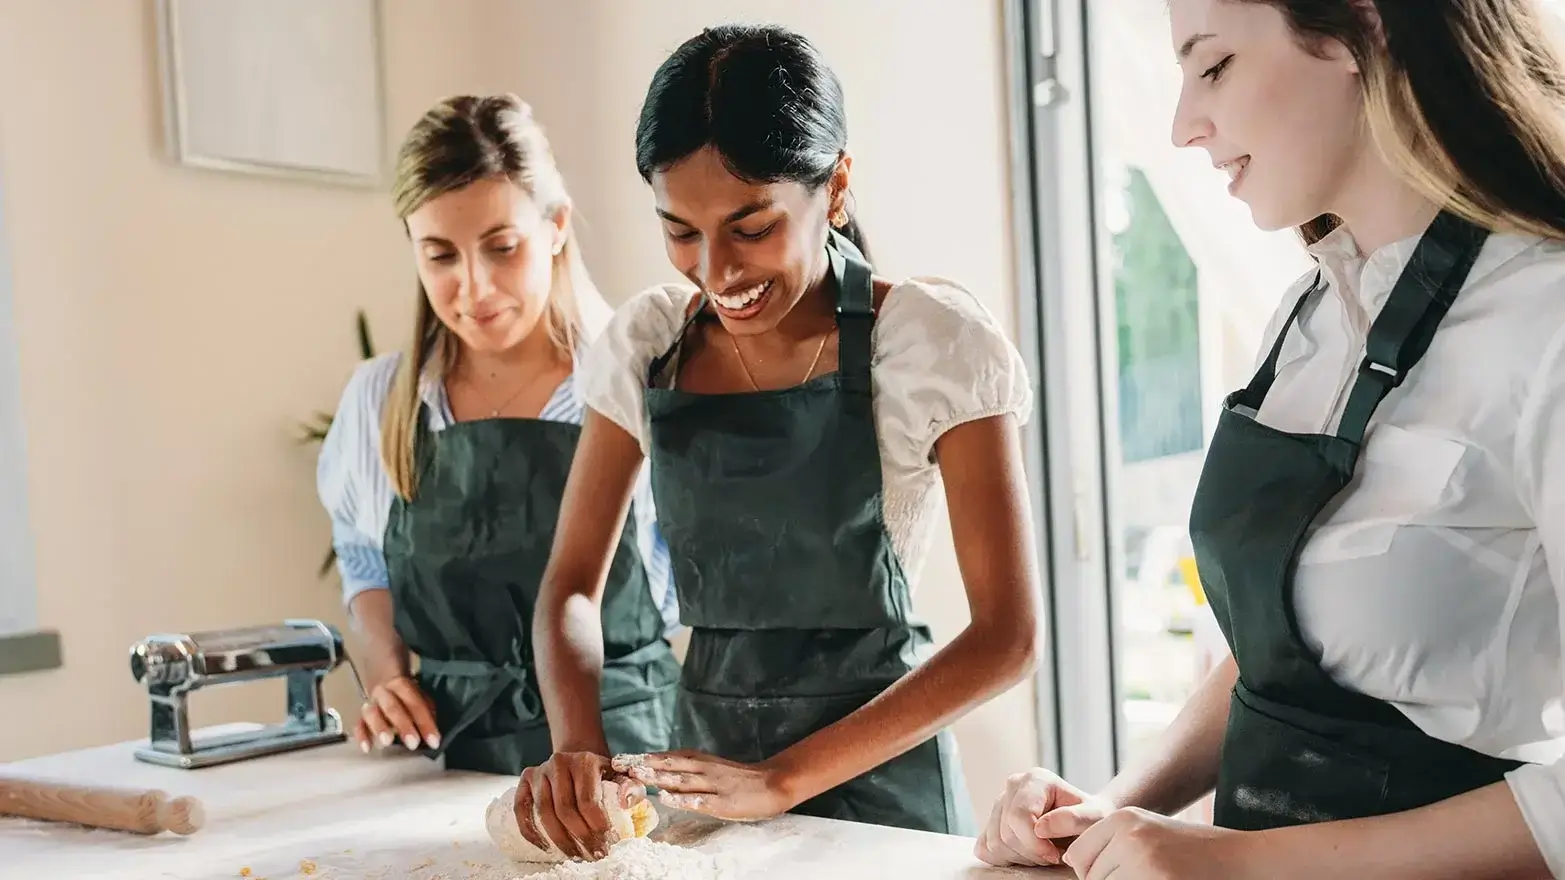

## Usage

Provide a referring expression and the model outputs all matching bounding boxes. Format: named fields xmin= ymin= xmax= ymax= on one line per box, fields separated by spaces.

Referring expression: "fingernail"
xmin=403 ymin=735 xmax=420 ymax=750
xmin=427 ymin=733 xmax=441 ymax=749
xmin=359 ymin=739 xmax=370 ymax=754
xmin=379 ymin=731 xmax=394 ymax=747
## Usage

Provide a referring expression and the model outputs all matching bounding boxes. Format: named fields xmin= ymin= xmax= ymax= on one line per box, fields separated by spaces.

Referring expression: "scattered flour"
xmin=529 ymin=837 xmax=725 ymax=880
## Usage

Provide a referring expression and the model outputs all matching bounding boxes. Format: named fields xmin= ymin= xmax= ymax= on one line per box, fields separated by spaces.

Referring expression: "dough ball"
xmin=485 ymin=781 xmax=660 ymax=864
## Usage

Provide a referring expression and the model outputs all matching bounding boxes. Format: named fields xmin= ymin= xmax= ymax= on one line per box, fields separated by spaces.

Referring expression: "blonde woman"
xmin=979 ymin=2 xmax=1565 ymax=877
xmin=316 ymin=95 xmax=680 ymax=775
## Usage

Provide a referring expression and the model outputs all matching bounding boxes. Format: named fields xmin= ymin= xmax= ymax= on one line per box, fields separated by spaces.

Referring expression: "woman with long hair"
xmin=979 ymin=2 xmax=1565 ymax=877
xmin=316 ymin=94 xmax=680 ymax=776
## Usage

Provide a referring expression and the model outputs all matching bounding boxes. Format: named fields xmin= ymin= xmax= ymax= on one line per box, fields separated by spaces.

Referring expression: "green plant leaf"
xmin=356 ymin=309 xmax=376 ymax=360
xmin=296 ymin=412 xmax=334 ymax=445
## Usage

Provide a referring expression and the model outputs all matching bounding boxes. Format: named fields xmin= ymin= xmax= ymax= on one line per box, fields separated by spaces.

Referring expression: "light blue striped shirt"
xmin=315 ymin=352 xmax=679 ymax=635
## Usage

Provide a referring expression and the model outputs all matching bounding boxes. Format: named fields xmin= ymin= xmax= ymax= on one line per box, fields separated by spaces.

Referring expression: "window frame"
xmin=1005 ymin=0 xmax=1119 ymax=789
xmin=0 ymin=152 xmax=59 ymax=676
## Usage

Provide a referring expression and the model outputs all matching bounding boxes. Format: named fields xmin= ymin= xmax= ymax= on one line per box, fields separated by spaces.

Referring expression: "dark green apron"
xmin=383 ymin=403 xmax=680 ymax=774
xmin=640 ymin=231 xmax=974 ymax=835
xmin=1189 ymin=211 xmax=1529 ymax=830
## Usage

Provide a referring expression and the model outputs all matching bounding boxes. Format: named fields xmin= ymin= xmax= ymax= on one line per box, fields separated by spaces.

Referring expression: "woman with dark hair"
xmin=979 ymin=1 xmax=1565 ymax=877
xmin=511 ymin=24 xmax=1042 ymax=858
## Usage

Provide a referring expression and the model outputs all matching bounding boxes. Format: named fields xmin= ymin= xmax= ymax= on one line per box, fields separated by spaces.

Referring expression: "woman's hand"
xmin=1061 ymin=807 xmax=1257 ymax=880
xmin=354 ymin=674 xmax=439 ymax=753
xmin=515 ymin=752 xmax=643 ymax=861
xmin=974 ymin=767 xmax=1113 ymax=867
xmin=621 ymin=751 xmax=796 ymax=822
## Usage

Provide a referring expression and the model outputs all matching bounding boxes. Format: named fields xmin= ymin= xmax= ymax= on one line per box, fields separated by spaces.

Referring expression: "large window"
xmin=0 ymin=161 xmax=54 ymax=675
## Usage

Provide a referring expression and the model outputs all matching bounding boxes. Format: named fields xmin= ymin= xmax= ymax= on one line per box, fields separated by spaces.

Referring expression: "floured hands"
xmin=514 ymin=752 xmax=646 ymax=861
xmin=619 ymin=750 xmax=796 ymax=822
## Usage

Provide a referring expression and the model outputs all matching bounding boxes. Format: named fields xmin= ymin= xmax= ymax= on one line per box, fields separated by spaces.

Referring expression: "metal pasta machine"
xmin=128 ymin=619 xmax=359 ymax=769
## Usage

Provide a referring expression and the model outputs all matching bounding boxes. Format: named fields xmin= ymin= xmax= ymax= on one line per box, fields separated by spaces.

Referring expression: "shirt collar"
xmin=1305 ymin=217 xmax=1541 ymax=314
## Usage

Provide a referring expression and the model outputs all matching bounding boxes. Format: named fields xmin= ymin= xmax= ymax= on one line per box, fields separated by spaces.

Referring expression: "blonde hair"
xmin=1252 ymin=1 xmax=1565 ymax=245
xmin=382 ymin=94 xmax=611 ymax=500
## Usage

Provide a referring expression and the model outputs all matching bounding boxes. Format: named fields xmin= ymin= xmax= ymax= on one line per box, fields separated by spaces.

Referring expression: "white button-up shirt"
xmin=1251 ymin=222 xmax=1565 ymax=874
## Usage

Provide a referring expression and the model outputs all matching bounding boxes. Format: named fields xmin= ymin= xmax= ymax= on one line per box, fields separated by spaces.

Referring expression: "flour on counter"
xmin=530 ymin=837 xmax=725 ymax=879
xmin=486 ymin=782 xmax=659 ymax=864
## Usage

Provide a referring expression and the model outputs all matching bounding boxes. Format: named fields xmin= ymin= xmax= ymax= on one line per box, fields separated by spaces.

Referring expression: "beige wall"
xmin=0 ymin=0 xmax=1038 ymax=818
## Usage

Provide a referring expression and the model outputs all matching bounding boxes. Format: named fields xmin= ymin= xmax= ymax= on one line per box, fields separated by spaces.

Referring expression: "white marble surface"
xmin=1 ymin=725 xmax=1067 ymax=879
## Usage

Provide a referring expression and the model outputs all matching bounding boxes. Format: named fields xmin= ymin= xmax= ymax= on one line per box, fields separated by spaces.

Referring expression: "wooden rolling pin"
xmin=0 ymin=775 xmax=204 ymax=835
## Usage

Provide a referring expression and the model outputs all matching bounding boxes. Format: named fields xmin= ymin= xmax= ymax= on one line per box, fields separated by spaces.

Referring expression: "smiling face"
xmin=1168 ymin=0 xmax=1365 ymax=231
xmin=404 ymin=176 xmax=567 ymax=354
xmin=650 ymin=145 xmax=844 ymax=336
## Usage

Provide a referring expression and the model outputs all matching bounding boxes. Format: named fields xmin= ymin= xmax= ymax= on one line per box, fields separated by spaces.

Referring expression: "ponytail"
xmin=834 ymin=211 xmax=872 ymax=265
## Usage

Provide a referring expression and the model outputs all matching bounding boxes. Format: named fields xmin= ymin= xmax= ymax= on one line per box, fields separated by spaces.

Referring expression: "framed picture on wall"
xmin=154 ymin=0 xmax=386 ymax=187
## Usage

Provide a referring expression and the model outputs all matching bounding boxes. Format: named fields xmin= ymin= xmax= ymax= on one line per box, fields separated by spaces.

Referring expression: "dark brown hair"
xmin=634 ymin=24 xmax=871 ymax=260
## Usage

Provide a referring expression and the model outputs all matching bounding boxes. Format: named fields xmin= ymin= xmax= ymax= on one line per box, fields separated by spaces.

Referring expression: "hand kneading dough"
xmin=485 ymin=781 xmax=660 ymax=863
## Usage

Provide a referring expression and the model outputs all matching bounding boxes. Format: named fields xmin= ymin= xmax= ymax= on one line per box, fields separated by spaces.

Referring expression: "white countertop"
xmin=1 ymin=725 xmax=1065 ymax=879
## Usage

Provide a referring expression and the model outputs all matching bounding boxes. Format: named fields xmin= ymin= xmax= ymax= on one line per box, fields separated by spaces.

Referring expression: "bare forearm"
xmin=771 ymin=619 xmax=1037 ymax=805
xmin=534 ymin=590 xmax=610 ymax=755
xmin=348 ymin=589 xmax=410 ymax=685
xmin=1099 ymin=655 xmax=1235 ymax=816
xmin=532 ymin=410 xmax=646 ymax=757
xmin=1254 ymin=781 xmax=1549 ymax=880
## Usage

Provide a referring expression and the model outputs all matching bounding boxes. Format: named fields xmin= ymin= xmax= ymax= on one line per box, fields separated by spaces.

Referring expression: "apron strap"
xmin=1235 ymin=271 xmax=1323 ymax=411
xmin=828 ymin=229 xmax=875 ymax=395
xmin=646 ymin=296 xmax=710 ymax=388
xmin=1334 ymin=211 xmax=1489 ymax=448
xmin=417 ymin=658 xmax=541 ymax=757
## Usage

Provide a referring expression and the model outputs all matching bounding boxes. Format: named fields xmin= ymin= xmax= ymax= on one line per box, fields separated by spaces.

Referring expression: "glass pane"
xmin=1086 ymin=2 xmax=1316 ymax=818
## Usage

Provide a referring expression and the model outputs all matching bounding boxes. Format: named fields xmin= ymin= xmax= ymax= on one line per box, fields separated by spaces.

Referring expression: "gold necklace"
xmin=460 ymin=369 xmax=539 ymax=418
xmin=729 ymin=328 xmax=835 ymax=391
xmin=479 ymin=381 xmax=532 ymax=418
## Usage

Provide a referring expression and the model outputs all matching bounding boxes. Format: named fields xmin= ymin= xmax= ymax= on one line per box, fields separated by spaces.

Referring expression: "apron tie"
xmin=417 ymin=657 xmax=543 ymax=758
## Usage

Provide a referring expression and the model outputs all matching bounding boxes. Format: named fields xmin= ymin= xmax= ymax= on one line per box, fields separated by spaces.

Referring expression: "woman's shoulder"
xmin=876 ymin=275 xmax=1006 ymax=332
xmin=872 ymin=275 xmax=1022 ymax=369
xmin=584 ymin=283 xmax=700 ymax=372
xmin=336 ymin=352 xmax=405 ymax=426
xmin=578 ymin=283 xmax=700 ymax=444
xmin=870 ymin=275 xmax=1034 ymax=462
